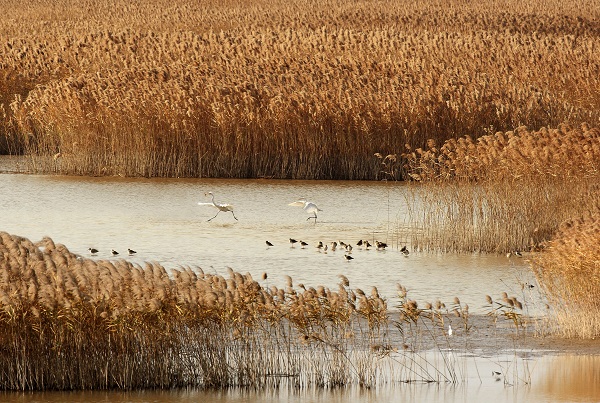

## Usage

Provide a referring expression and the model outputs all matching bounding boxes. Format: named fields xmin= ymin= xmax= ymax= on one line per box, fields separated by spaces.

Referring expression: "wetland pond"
xmin=0 ymin=166 xmax=598 ymax=402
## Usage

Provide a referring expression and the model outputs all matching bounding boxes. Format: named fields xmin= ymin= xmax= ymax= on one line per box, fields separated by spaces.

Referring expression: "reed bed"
xmin=1 ymin=0 xmax=600 ymax=177
xmin=398 ymin=124 xmax=599 ymax=253
xmin=0 ymin=231 xmax=396 ymax=390
xmin=531 ymin=208 xmax=600 ymax=339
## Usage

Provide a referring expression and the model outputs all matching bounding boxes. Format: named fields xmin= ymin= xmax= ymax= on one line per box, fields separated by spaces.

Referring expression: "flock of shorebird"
xmin=88 ymin=247 xmax=137 ymax=257
xmin=88 ymin=192 xmax=412 ymax=260
xmin=265 ymin=238 xmax=410 ymax=261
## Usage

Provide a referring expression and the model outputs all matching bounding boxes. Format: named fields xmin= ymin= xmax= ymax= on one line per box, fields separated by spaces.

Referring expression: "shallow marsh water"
xmin=2 ymin=353 xmax=599 ymax=402
xmin=1 ymin=167 xmax=598 ymax=402
xmin=0 ymin=172 xmax=536 ymax=313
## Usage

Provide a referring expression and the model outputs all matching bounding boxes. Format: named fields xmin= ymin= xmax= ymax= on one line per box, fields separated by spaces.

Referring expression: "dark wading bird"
xmin=198 ymin=192 xmax=238 ymax=221
xmin=289 ymin=199 xmax=322 ymax=222
xmin=289 ymin=238 xmax=298 ymax=247
xmin=266 ymin=240 xmax=274 ymax=247
xmin=88 ymin=248 xmax=99 ymax=255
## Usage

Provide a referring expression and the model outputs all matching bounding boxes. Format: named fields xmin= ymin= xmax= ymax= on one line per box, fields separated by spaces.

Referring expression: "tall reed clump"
xmin=0 ymin=232 xmax=395 ymax=390
xmin=400 ymin=124 xmax=600 ymax=253
xmin=530 ymin=208 xmax=600 ymax=339
xmin=1 ymin=0 xmax=600 ymax=177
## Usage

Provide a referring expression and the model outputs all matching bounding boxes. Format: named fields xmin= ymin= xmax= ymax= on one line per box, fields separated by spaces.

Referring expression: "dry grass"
xmin=531 ymin=208 xmax=600 ymax=339
xmin=0 ymin=231 xmax=395 ymax=390
xmin=399 ymin=124 xmax=599 ymax=253
xmin=1 ymin=0 xmax=599 ymax=177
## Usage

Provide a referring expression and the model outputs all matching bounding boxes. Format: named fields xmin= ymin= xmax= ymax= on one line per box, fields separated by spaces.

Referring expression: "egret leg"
xmin=231 ymin=211 xmax=238 ymax=220
xmin=208 ymin=211 xmax=221 ymax=221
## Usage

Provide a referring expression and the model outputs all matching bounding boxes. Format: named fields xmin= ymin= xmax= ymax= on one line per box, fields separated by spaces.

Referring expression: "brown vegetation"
xmin=1 ymin=0 xmax=599 ymax=177
xmin=531 ymin=208 xmax=600 ymax=339
xmin=0 ymin=231 xmax=393 ymax=390
xmin=397 ymin=124 xmax=599 ymax=253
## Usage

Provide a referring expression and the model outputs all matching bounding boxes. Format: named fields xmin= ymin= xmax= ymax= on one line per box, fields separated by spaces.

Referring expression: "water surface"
xmin=0 ymin=173 xmax=535 ymax=312
xmin=1 ymin=170 xmax=597 ymax=403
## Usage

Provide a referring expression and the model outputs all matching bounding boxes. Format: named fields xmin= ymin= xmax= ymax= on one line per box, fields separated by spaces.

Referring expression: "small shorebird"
xmin=345 ymin=254 xmax=354 ymax=261
xmin=357 ymin=240 xmax=363 ymax=247
xmin=448 ymin=324 xmax=453 ymax=337
xmin=289 ymin=238 xmax=298 ymax=247
xmin=111 ymin=249 xmax=119 ymax=256
xmin=300 ymin=241 xmax=308 ymax=248
xmin=401 ymin=246 xmax=409 ymax=255
xmin=376 ymin=241 xmax=387 ymax=250
xmin=88 ymin=248 xmax=99 ymax=255
xmin=316 ymin=241 xmax=323 ymax=250
xmin=128 ymin=248 xmax=137 ymax=255
xmin=266 ymin=240 xmax=274 ymax=247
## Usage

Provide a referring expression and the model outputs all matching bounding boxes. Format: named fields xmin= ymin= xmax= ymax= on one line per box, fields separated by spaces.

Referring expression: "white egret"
xmin=199 ymin=192 xmax=238 ymax=221
xmin=288 ymin=199 xmax=322 ymax=222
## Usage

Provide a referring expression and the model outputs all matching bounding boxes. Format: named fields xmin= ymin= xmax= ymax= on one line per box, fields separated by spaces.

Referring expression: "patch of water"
xmin=0 ymin=172 xmax=536 ymax=313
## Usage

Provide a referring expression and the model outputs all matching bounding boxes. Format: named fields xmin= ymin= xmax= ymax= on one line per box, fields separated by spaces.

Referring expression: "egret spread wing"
xmin=217 ymin=203 xmax=234 ymax=210
xmin=198 ymin=202 xmax=215 ymax=207
xmin=288 ymin=200 xmax=306 ymax=207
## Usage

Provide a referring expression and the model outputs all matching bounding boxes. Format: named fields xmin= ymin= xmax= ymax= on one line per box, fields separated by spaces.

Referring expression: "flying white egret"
xmin=288 ymin=199 xmax=322 ymax=222
xmin=198 ymin=192 xmax=238 ymax=221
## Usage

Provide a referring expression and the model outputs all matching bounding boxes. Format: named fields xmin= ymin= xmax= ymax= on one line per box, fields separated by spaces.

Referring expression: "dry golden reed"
xmin=398 ymin=124 xmax=599 ymax=253
xmin=531 ymin=207 xmax=600 ymax=339
xmin=1 ymin=0 xmax=599 ymax=178
xmin=0 ymin=232 xmax=392 ymax=390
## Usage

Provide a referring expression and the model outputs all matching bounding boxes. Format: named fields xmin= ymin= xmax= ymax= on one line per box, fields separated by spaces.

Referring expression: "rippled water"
xmin=0 ymin=172 xmax=534 ymax=312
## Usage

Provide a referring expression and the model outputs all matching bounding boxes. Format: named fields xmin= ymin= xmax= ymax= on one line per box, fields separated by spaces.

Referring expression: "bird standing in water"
xmin=288 ymin=199 xmax=322 ymax=222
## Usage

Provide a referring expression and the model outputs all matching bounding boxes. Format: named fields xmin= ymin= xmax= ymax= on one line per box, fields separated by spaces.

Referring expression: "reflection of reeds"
xmin=531 ymin=209 xmax=600 ymax=339
xmin=2 ymin=1 xmax=600 ymax=177
xmin=536 ymin=355 xmax=600 ymax=400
